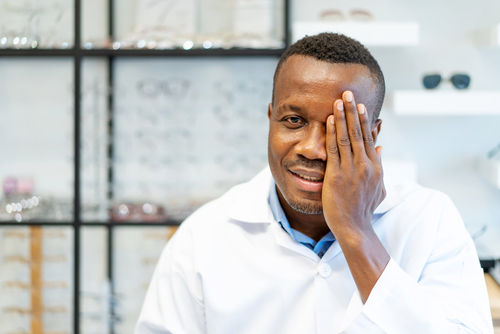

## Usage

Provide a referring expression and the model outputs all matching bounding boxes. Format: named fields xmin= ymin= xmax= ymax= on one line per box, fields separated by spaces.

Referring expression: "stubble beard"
xmin=277 ymin=158 xmax=326 ymax=215
xmin=279 ymin=186 xmax=324 ymax=215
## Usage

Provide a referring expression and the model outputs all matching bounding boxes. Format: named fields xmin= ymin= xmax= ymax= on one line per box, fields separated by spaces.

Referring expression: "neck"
xmin=276 ymin=187 xmax=331 ymax=242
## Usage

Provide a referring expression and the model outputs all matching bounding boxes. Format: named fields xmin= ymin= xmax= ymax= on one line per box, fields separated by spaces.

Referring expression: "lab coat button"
xmin=318 ymin=263 xmax=331 ymax=278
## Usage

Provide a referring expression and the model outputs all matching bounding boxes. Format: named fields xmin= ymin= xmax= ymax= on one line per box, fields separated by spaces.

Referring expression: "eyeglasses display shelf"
xmin=292 ymin=21 xmax=419 ymax=46
xmin=392 ymin=90 xmax=500 ymax=115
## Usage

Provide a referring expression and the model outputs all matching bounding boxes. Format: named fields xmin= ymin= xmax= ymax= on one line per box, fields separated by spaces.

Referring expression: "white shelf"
xmin=479 ymin=158 xmax=500 ymax=189
xmin=475 ymin=24 xmax=500 ymax=46
xmin=292 ymin=22 xmax=419 ymax=46
xmin=392 ymin=90 xmax=500 ymax=115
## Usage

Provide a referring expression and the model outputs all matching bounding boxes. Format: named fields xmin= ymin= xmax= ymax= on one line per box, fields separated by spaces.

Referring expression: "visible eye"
xmin=283 ymin=116 xmax=304 ymax=127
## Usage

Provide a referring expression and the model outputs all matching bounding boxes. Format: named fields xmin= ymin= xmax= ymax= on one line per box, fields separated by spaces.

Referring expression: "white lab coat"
xmin=135 ymin=167 xmax=493 ymax=334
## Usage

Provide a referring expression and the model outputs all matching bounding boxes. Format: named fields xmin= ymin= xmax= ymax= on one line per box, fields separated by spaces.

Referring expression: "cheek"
xmin=268 ymin=127 xmax=297 ymax=164
xmin=268 ymin=135 xmax=283 ymax=168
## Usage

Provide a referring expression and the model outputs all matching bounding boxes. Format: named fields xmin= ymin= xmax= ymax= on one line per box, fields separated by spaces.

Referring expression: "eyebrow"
xmin=280 ymin=104 xmax=303 ymax=112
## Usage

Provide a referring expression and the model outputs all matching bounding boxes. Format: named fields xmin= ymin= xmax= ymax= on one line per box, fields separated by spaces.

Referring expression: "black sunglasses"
xmin=422 ymin=74 xmax=470 ymax=89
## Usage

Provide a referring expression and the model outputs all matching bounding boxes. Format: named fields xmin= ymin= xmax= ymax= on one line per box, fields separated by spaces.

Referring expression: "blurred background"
xmin=1 ymin=0 xmax=500 ymax=333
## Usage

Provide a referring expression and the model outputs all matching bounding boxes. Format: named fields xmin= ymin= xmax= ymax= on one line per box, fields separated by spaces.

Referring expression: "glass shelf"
xmin=82 ymin=0 xmax=286 ymax=51
xmin=0 ymin=0 xmax=74 ymax=49
xmin=0 ymin=48 xmax=286 ymax=57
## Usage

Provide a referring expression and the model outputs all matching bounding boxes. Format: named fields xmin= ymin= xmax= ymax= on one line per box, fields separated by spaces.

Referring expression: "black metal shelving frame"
xmin=0 ymin=1 xmax=291 ymax=333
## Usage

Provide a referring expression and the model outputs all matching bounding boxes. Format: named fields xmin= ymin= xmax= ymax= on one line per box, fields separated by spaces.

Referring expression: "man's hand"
xmin=322 ymin=90 xmax=390 ymax=303
xmin=322 ymin=90 xmax=385 ymax=236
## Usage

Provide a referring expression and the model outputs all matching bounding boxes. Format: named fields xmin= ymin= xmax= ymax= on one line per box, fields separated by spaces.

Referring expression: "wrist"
xmin=336 ymin=227 xmax=390 ymax=271
xmin=332 ymin=220 xmax=375 ymax=244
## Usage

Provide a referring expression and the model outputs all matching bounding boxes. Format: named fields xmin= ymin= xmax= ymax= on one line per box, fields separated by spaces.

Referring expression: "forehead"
xmin=274 ymin=55 xmax=377 ymax=110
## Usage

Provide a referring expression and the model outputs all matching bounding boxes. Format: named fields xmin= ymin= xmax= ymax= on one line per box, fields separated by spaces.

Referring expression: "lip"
xmin=288 ymin=168 xmax=324 ymax=179
xmin=289 ymin=169 xmax=324 ymax=192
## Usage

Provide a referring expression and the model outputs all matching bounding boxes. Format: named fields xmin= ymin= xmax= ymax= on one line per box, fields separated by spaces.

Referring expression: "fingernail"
xmin=336 ymin=100 xmax=344 ymax=111
xmin=344 ymin=91 xmax=353 ymax=102
xmin=358 ymin=105 xmax=365 ymax=114
xmin=329 ymin=115 xmax=334 ymax=124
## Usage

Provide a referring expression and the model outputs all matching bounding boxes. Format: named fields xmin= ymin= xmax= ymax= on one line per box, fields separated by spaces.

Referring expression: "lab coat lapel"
xmin=227 ymin=167 xmax=403 ymax=221
xmin=227 ymin=167 xmax=320 ymax=261
xmin=319 ymin=240 xmax=342 ymax=263
xmin=226 ymin=167 xmax=404 ymax=265
xmin=270 ymin=218 xmax=319 ymax=262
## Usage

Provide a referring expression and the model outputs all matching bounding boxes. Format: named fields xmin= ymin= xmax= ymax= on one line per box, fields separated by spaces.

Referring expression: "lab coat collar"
xmin=227 ymin=167 xmax=405 ymax=224
xmin=227 ymin=167 xmax=276 ymax=224
xmin=374 ymin=175 xmax=405 ymax=215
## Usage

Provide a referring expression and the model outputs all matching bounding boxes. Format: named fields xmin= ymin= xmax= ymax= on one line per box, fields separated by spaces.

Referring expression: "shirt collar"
xmin=269 ymin=183 xmax=336 ymax=243
xmin=227 ymin=166 xmax=405 ymax=223
xmin=268 ymin=184 xmax=292 ymax=231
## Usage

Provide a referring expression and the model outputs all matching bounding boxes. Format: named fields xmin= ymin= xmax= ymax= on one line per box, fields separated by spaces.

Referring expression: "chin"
xmin=283 ymin=193 xmax=323 ymax=215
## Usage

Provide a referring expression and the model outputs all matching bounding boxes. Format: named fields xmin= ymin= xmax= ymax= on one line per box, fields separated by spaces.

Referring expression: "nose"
xmin=293 ymin=123 xmax=327 ymax=161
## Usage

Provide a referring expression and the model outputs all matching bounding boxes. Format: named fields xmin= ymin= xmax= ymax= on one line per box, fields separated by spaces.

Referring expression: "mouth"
xmin=288 ymin=169 xmax=324 ymax=192
xmin=290 ymin=171 xmax=323 ymax=182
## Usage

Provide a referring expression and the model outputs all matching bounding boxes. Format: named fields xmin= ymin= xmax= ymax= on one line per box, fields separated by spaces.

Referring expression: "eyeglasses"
xmin=136 ymin=78 xmax=190 ymax=99
xmin=110 ymin=203 xmax=168 ymax=222
xmin=0 ymin=1 xmax=70 ymax=49
xmin=422 ymin=74 xmax=470 ymax=89
xmin=319 ymin=9 xmax=373 ymax=22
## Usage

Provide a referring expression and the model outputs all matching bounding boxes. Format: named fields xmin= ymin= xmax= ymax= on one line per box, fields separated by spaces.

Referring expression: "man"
xmin=135 ymin=33 xmax=493 ymax=333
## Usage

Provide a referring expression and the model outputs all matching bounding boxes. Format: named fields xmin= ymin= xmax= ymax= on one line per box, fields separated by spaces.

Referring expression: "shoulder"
xmin=379 ymin=180 xmax=476 ymax=277
xmin=161 ymin=189 xmax=238 ymax=266
xmin=388 ymin=179 xmax=454 ymax=214
xmin=379 ymin=179 xmax=464 ymax=252
xmin=169 ymin=167 xmax=273 ymax=246
xmin=180 ymin=177 xmax=255 ymax=229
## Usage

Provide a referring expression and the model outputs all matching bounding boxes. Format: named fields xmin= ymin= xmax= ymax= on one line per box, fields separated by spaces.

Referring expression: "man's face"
xmin=268 ymin=55 xmax=381 ymax=215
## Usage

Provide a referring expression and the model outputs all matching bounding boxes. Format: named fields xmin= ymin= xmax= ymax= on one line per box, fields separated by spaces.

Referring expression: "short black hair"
xmin=273 ymin=33 xmax=385 ymax=121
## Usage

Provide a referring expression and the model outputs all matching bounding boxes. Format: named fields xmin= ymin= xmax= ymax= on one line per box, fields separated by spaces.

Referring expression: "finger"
xmin=342 ymin=91 xmax=366 ymax=159
xmin=326 ymin=114 xmax=340 ymax=167
xmin=357 ymin=103 xmax=379 ymax=161
xmin=333 ymin=99 xmax=353 ymax=165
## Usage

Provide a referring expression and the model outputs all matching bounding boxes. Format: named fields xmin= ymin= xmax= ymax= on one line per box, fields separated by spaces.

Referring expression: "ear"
xmin=371 ymin=119 xmax=382 ymax=144
xmin=267 ymin=103 xmax=273 ymax=120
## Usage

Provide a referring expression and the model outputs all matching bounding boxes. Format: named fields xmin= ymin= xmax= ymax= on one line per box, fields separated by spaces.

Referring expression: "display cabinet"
xmin=0 ymin=0 xmax=290 ymax=333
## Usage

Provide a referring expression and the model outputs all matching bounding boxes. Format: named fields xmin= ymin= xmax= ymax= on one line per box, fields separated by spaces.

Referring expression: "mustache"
xmin=282 ymin=156 xmax=326 ymax=173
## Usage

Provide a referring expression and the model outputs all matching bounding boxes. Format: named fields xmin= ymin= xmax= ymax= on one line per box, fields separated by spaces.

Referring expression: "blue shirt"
xmin=269 ymin=185 xmax=336 ymax=258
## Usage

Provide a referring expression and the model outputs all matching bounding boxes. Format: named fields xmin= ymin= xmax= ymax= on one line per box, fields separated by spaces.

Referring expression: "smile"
xmin=292 ymin=171 xmax=323 ymax=182
xmin=289 ymin=169 xmax=324 ymax=192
